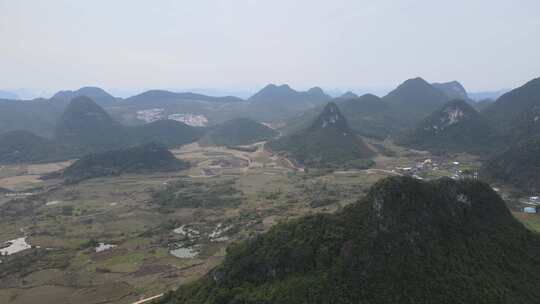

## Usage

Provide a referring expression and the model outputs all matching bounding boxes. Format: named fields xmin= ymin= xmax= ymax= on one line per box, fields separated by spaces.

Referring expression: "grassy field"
xmin=513 ymin=212 xmax=540 ymax=235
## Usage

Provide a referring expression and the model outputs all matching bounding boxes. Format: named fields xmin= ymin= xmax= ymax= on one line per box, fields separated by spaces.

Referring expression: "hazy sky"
xmin=1 ymin=0 xmax=539 ymax=96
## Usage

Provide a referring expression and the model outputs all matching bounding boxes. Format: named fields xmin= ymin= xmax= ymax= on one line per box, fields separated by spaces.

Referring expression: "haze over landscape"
xmin=2 ymin=0 xmax=540 ymax=98
xmin=1 ymin=2 xmax=540 ymax=304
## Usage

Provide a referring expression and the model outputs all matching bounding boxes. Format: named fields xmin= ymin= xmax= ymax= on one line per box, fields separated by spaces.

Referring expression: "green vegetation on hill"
xmin=397 ymin=99 xmax=497 ymax=154
xmin=432 ymin=81 xmax=469 ymax=101
xmin=126 ymin=90 xmax=243 ymax=104
xmin=200 ymin=118 xmax=278 ymax=146
xmin=0 ymin=97 xmax=204 ymax=164
xmin=0 ymin=98 xmax=63 ymax=137
xmin=246 ymin=84 xmax=331 ymax=121
xmin=63 ymin=143 xmax=189 ymax=183
xmin=338 ymin=91 xmax=359 ymax=100
xmin=51 ymin=87 xmax=118 ymax=105
xmin=483 ymin=77 xmax=540 ymax=143
xmin=161 ymin=176 xmax=540 ymax=304
xmin=282 ymin=78 xmax=464 ymax=140
xmin=0 ymin=130 xmax=73 ymax=164
xmin=383 ymin=77 xmax=450 ymax=123
xmin=481 ymin=136 xmax=540 ymax=193
xmin=268 ymin=102 xmax=374 ymax=168
xmin=55 ymin=97 xmax=203 ymax=151
xmin=131 ymin=119 xmax=204 ymax=148
xmin=55 ymin=96 xmax=128 ymax=152
xmin=338 ymin=94 xmax=403 ymax=139
xmin=280 ymin=94 xmax=401 ymax=140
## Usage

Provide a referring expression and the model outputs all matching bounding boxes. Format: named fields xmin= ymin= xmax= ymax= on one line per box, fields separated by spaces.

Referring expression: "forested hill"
xmin=160 ymin=176 xmax=540 ymax=304
xmin=268 ymin=102 xmax=374 ymax=168
xmin=63 ymin=143 xmax=189 ymax=183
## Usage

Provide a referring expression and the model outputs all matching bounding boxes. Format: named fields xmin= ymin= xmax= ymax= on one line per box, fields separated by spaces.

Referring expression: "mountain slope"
xmin=161 ymin=176 xmax=540 ymax=304
xmin=338 ymin=94 xmax=401 ymax=139
xmin=200 ymin=118 xmax=278 ymax=146
xmin=483 ymin=77 xmax=540 ymax=142
xmin=126 ymin=90 xmax=243 ymax=104
xmin=63 ymin=143 xmax=189 ymax=183
xmin=432 ymin=81 xmax=469 ymax=100
xmin=268 ymin=102 xmax=374 ymax=168
xmin=246 ymin=84 xmax=331 ymax=121
xmin=0 ymin=98 xmax=64 ymax=137
xmin=0 ymin=130 xmax=71 ymax=164
xmin=51 ymin=87 xmax=117 ymax=105
xmin=338 ymin=91 xmax=359 ymax=100
xmin=281 ymin=94 xmax=399 ymax=140
xmin=131 ymin=119 xmax=204 ymax=148
xmin=248 ymin=84 xmax=329 ymax=104
xmin=54 ymin=96 xmax=128 ymax=151
xmin=481 ymin=136 xmax=540 ymax=193
xmin=397 ymin=99 xmax=497 ymax=153
xmin=383 ymin=77 xmax=450 ymax=123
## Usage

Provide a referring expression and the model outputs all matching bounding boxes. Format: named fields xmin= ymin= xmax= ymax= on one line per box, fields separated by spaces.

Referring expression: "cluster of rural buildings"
xmin=522 ymin=196 xmax=539 ymax=214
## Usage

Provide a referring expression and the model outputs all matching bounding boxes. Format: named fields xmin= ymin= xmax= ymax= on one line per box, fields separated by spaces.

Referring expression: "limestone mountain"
xmin=338 ymin=94 xmax=401 ymax=139
xmin=131 ymin=119 xmax=204 ymax=148
xmin=0 ymin=130 xmax=72 ymax=164
xmin=247 ymin=84 xmax=331 ymax=121
xmin=0 ymin=97 xmax=203 ymax=164
xmin=248 ymin=84 xmax=329 ymax=104
xmin=62 ymin=143 xmax=189 ymax=183
xmin=483 ymin=77 xmax=540 ymax=143
xmin=338 ymin=91 xmax=359 ymax=99
xmin=200 ymin=118 xmax=278 ymax=146
xmin=481 ymin=136 xmax=540 ymax=193
xmin=126 ymin=90 xmax=243 ymax=105
xmin=383 ymin=77 xmax=450 ymax=123
xmin=54 ymin=96 xmax=128 ymax=151
xmin=51 ymin=87 xmax=117 ymax=105
xmin=0 ymin=98 xmax=64 ymax=137
xmin=160 ymin=176 xmax=540 ymax=304
xmin=432 ymin=81 xmax=469 ymax=100
xmin=281 ymin=94 xmax=400 ymax=140
xmin=471 ymin=98 xmax=494 ymax=112
xmin=398 ymin=99 xmax=497 ymax=153
xmin=268 ymin=102 xmax=374 ymax=168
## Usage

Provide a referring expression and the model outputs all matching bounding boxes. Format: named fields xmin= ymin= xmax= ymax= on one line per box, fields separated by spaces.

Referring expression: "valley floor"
xmin=0 ymin=140 xmax=538 ymax=304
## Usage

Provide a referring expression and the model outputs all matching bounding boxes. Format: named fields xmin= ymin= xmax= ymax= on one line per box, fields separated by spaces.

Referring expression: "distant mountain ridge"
xmin=0 ymin=96 xmax=204 ymax=164
xmin=248 ymin=84 xmax=330 ymax=103
xmin=245 ymin=84 xmax=332 ymax=121
xmin=432 ymin=81 xmax=469 ymax=100
xmin=126 ymin=90 xmax=244 ymax=104
xmin=51 ymin=86 xmax=118 ymax=105
xmin=338 ymin=91 xmax=359 ymax=99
